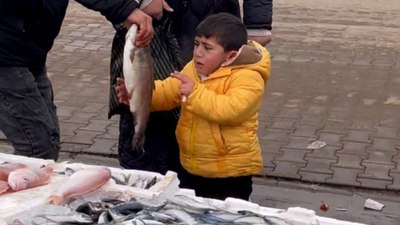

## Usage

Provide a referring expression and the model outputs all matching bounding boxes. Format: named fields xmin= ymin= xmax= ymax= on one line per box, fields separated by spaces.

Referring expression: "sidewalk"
xmin=1 ymin=0 xmax=400 ymax=192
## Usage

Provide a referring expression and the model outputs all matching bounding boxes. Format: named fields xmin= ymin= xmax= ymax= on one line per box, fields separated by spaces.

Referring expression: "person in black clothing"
xmin=109 ymin=0 xmax=273 ymax=187
xmin=0 ymin=0 xmax=157 ymax=161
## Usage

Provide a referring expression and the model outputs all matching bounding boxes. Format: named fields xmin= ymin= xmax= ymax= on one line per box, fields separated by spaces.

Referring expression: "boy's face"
xmin=193 ymin=36 xmax=233 ymax=75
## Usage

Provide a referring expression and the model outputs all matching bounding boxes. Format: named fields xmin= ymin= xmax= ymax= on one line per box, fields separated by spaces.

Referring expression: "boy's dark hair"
xmin=195 ymin=13 xmax=247 ymax=52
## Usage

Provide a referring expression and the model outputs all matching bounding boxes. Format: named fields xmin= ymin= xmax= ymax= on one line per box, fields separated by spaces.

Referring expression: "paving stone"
xmin=379 ymin=119 xmax=400 ymax=128
xmin=292 ymin=124 xmax=320 ymax=138
xmin=0 ymin=143 xmax=14 ymax=154
xmin=0 ymin=131 xmax=6 ymax=141
xmin=332 ymin=154 xmax=366 ymax=170
xmin=302 ymin=105 xmax=327 ymax=116
xmin=63 ymin=130 xmax=103 ymax=145
xmin=389 ymin=158 xmax=400 ymax=174
xmin=60 ymin=143 xmax=90 ymax=153
xmin=372 ymin=126 xmax=399 ymax=139
xmin=80 ymin=102 xmax=107 ymax=113
xmin=57 ymin=105 xmax=79 ymax=117
xmin=350 ymin=120 xmax=376 ymax=131
xmin=326 ymin=106 xmax=352 ymax=120
xmin=260 ymin=141 xmax=284 ymax=154
xmin=319 ymin=119 xmax=350 ymax=134
xmin=79 ymin=120 xmax=114 ymax=132
xmin=343 ymin=130 xmax=372 ymax=143
xmin=363 ymin=150 xmax=397 ymax=165
xmin=262 ymin=151 xmax=281 ymax=167
xmin=268 ymin=161 xmax=305 ymax=179
xmin=300 ymin=157 xmax=335 ymax=174
xmin=387 ymin=173 xmax=400 ymax=191
xmin=59 ymin=152 xmax=120 ymax=168
xmin=358 ymin=163 xmax=394 ymax=181
xmin=63 ymin=112 xmax=97 ymax=124
xmin=357 ymin=178 xmax=393 ymax=190
xmin=60 ymin=122 xmax=87 ymax=136
xmin=299 ymin=172 xmax=332 ymax=183
xmin=269 ymin=119 xmax=296 ymax=130
xmin=275 ymin=107 xmax=301 ymax=119
xmin=275 ymin=148 xmax=310 ymax=163
xmin=370 ymin=137 xmax=399 ymax=151
xmin=317 ymin=132 xmax=343 ymax=146
xmin=336 ymin=141 xmax=369 ymax=156
xmin=305 ymin=145 xmax=340 ymax=160
xmin=296 ymin=115 xmax=323 ymax=126
xmin=82 ymin=138 xmax=118 ymax=155
xmin=259 ymin=128 xmax=291 ymax=143
xmin=327 ymin=167 xmax=362 ymax=187
xmin=96 ymin=126 xmax=119 ymax=140
xmin=284 ymin=136 xmax=316 ymax=149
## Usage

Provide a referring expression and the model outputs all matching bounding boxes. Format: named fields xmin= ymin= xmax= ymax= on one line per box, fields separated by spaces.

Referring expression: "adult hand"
xmin=115 ymin=78 xmax=130 ymax=105
xmin=248 ymin=35 xmax=272 ymax=46
xmin=124 ymin=9 xmax=153 ymax=47
xmin=171 ymin=72 xmax=195 ymax=100
xmin=142 ymin=0 xmax=174 ymax=21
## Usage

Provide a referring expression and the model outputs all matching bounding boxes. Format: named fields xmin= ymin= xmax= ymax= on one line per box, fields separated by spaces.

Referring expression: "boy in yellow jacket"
xmin=117 ymin=13 xmax=271 ymax=200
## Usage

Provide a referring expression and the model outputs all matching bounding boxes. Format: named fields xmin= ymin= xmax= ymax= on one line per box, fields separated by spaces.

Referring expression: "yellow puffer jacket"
xmin=151 ymin=41 xmax=271 ymax=178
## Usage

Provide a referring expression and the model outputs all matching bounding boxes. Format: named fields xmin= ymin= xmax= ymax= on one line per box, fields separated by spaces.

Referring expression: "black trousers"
xmin=181 ymin=172 xmax=253 ymax=201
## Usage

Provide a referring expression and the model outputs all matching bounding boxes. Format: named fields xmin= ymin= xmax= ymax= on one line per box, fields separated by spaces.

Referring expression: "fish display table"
xmin=0 ymin=153 xmax=365 ymax=225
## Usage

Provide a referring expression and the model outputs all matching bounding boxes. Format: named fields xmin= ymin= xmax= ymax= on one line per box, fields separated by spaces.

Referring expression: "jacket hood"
xmin=222 ymin=40 xmax=271 ymax=82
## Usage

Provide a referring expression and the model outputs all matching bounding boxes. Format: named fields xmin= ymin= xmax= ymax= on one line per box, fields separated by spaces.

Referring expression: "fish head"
xmin=8 ymin=173 xmax=30 ymax=191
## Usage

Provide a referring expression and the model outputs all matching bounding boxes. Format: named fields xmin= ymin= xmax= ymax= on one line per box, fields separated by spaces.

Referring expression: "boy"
xmin=117 ymin=13 xmax=271 ymax=200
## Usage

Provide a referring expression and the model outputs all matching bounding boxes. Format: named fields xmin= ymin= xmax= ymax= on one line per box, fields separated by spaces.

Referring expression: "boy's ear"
xmin=226 ymin=50 xmax=238 ymax=61
xmin=222 ymin=50 xmax=239 ymax=66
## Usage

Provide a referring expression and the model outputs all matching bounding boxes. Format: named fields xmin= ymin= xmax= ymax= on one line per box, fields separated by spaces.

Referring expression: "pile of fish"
xmin=13 ymin=194 xmax=291 ymax=225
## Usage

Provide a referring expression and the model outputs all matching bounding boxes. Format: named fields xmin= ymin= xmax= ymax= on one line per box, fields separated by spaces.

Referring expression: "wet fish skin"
xmin=123 ymin=24 xmax=154 ymax=151
xmin=49 ymin=167 xmax=112 ymax=205
xmin=8 ymin=166 xmax=53 ymax=191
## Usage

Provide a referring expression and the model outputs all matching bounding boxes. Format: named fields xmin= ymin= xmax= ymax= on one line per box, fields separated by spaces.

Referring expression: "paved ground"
xmin=1 ymin=0 xmax=400 ymax=224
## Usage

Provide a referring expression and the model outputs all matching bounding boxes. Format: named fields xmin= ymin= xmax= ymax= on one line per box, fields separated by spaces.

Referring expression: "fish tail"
xmin=132 ymin=133 xmax=145 ymax=151
xmin=48 ymin=195 xmax=64 ymax=205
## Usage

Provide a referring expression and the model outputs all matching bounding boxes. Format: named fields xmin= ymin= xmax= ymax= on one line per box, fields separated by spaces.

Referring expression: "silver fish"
xmin=123 ymin=24 xmax=154 ymax=151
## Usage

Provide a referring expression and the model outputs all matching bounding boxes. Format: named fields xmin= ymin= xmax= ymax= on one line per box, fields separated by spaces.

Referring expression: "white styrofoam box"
xmin=0 ymin=153 xmax=179 ymax=222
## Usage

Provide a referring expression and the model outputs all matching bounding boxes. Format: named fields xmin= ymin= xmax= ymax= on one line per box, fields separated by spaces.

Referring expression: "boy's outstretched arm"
xmin=184 ymin=71 xmax=265 ymax=125
xmin=115 ymin=77 xmax=181 ymax=111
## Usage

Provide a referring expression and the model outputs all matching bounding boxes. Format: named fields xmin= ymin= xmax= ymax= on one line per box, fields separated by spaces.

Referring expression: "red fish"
xmin=0 ymin=180 xmax=9 ymax=195
xmin=49 ymin=167 xmax=112 ymax=205
xmin=8 ymin=166 xmax=53 ymax=191
xmin=0 ymin=163 xmax=26 ymax=181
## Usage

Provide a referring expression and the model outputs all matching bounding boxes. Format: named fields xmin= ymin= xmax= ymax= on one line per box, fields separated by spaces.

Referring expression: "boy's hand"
xmin=115 ymin=78 xmax=130 ymax=105
xmin=171 ymin=72 xmax=194 ymax=101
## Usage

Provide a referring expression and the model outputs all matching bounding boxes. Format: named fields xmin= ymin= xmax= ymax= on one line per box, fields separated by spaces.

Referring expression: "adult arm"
xmin=243 ymin=0 xmax=273 ymax=45
xmin=75 ymin=0 xmax=153 ymax=46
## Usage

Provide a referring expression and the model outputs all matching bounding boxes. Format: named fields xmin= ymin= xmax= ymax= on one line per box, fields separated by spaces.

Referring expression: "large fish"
xmin=7 ymin=166 xmax=53 ymax=191
xmin=0 ymin=180 xmax=9 ymax=195
xmin=0 ymin=162 xmax=26 ymax=181
xmin=123 ymin=24 xmax=154 ymax=151
xmin=49 ymin=167 xmax=112 ymax=205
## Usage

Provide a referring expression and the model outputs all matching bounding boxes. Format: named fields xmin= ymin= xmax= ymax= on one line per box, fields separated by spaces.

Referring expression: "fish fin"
xmin=48 ymin=195 xmax=64 ymax=205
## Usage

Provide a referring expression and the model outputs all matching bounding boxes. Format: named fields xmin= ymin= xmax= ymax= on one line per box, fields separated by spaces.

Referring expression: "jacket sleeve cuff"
xmin=139 ymin=0 xmax=154 ymax=9
xmin=247 ymin=29 xmax=272 ymax=37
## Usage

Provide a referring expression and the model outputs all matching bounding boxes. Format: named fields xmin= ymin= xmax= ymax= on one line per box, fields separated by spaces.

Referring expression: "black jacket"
xmin=0 ymin=0 xmax=139 ymax=71
xmin=166 ymin=0 xmax=273 ymax=63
